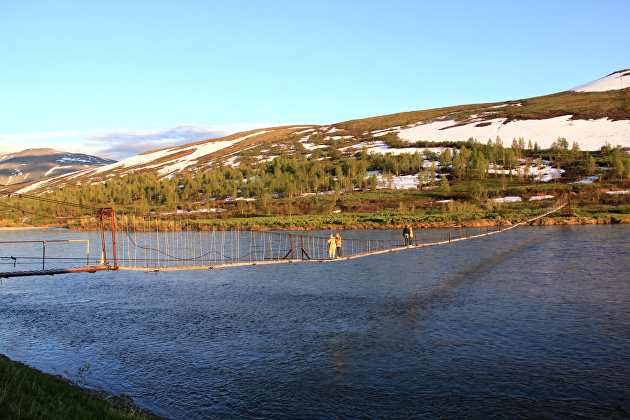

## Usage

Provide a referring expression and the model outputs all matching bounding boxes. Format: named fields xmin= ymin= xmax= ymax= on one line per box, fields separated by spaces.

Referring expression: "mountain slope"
xmin=13 ymin=71 xmax=630 ymax=194
xmin=0 ymin=148 xmax=115 ymax=186
xmin=570 ymin=69 xmax=630 ymax=92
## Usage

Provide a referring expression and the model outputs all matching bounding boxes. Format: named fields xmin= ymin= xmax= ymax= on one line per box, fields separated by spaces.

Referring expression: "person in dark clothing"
xmin=335 ymin=233 xmax=342 ymax=257
xmin=403 ymin=225 xmax=411 ymax=246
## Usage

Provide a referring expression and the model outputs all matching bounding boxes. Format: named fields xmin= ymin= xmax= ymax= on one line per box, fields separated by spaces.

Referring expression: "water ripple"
xmin=1 ymin=225 xmax=629 ymax=418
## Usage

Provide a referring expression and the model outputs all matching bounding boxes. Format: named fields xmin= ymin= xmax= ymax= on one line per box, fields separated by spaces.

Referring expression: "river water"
xmin=1 ymin=225 xmax=629 ymax=419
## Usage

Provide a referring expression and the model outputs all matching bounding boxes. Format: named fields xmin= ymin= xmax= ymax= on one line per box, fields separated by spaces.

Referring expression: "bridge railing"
xmin=112 ymin=223 xmax=520 ymax=270
xmin=0 ymin=239 xmax=97 ymax=277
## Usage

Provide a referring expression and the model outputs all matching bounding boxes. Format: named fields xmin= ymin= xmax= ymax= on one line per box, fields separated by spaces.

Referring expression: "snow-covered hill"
xmin=571 ymin=69 xmax=630 ymax=92
xmin=354 ymin=70 xmax=630 ymax=150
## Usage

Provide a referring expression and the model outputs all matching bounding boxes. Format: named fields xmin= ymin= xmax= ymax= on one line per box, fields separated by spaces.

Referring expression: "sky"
xmin=1 ymin=0 xmax=628 ymax=160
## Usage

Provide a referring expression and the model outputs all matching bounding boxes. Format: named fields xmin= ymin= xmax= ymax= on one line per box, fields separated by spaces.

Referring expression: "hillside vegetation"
xmin=334 ymin=89 xmax=630 ymax=134
xmin=3 ymin=138 xmax=629 ymax=229
xmin=2 ymin=80 xmax=629 ymax=229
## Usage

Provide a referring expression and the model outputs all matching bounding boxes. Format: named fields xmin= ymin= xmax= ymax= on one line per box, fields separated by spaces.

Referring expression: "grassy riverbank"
xmin=51 ymin=190 xmax=628 ymax=231
xmin=5 ymin=179 xmax=630 ymax=231
xmin=0 ymin=355 xmax=156 ymax=419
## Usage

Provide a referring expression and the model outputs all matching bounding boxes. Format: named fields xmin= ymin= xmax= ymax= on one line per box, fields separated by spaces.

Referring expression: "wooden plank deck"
xmin=0 ymin=265 xmax=111 ymax=278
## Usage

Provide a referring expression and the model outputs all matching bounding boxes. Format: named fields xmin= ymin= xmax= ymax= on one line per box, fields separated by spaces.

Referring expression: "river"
xmin=1 ymin=225 xmax=629 ymax=418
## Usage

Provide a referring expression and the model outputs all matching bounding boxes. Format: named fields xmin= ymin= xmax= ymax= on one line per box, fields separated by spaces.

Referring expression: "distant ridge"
xmin=0 ymin=148 xmax=116 ymax=186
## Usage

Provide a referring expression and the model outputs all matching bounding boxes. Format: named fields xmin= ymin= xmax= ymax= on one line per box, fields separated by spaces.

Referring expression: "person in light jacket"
xmin=327 ymin=234 xmax=337 ymax=259
xmin=335 ymin=233 xmax=343 ymax=257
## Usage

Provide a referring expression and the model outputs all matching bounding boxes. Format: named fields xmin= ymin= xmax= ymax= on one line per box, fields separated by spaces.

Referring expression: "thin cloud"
xmin=87 ymin=124 xmax=229 ymax=160
xmin=1 ymin=122 xmax=313 ymax=161
xmin=1 ymin=121 xmax=316 ymax=161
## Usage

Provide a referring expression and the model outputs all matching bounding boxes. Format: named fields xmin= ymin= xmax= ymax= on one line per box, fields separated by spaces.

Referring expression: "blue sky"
xmin=1 ymin=0 xmax=628 ymax=160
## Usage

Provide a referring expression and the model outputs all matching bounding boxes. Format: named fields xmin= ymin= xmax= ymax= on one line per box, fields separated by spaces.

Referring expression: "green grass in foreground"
xmin=0 ymin=355 xmax=155 ymax=420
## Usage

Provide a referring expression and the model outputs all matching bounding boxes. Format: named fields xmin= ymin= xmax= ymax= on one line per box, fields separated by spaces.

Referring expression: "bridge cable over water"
xmin=0 ymin=190 xmax=568 ymax=278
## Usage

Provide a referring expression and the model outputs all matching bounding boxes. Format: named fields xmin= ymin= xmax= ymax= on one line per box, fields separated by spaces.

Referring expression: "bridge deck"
xmin=0 ymin=265 xmax=111 ymax=278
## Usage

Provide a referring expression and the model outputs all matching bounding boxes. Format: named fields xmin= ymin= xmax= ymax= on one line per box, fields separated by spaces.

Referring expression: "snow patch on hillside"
xmin=16 ymin=171 xmax=75 ymax=194
xmin=571 ymin=70 xmax=630 ymax=92
xmin=95 ymin=131 xmax=270 ymax=176
xmin=398 ymin=116 xmax=630 ymax=150
xmin=156 ymin=138 xmax=244 ymax=175
xmin=366 ymin=171 xmax=420 ymax=189
xmin=294 ymin=128 xmax=315 ymax=135
xmin=492 ymin=196 xmax=522 ymax=203
xmin=366 ymin=141 xmax=442 ymax=156
xmin=57 ymin=156 xmax=100 ymax=164
xmin=529 ymin=195 xmax=555 ymax=201
xmin=45 ymin=166 xmax=75 ymax=176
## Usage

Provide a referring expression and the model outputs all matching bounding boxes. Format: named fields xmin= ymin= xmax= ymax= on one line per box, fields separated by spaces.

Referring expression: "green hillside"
xmin=333 ymin=88 xmax=630 ymax=134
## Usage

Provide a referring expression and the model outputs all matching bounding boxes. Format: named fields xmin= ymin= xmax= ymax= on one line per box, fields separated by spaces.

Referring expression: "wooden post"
xmin=110 ymin=208 xmax=118 ymax=269
xmin=99 ymin=210 xmax=107 ymax=265
xmin=290 ymin=235 xmax=294 ymax=259
xmin=300 ymin=235 xmax=311 ymax=260
xmin=42 ymin=241 xmax=46 ymax=270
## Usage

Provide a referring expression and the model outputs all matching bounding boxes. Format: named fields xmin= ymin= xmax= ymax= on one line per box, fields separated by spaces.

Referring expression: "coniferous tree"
xmin=439 ymin=149 xmax=452 ymax=167
xmin=440 ymin=174 xmax=450 ymax=193
xmin=611 ymin=148 xmax=625 ymax=179
xmin=585 ymin=155 xmax=597 ymax=175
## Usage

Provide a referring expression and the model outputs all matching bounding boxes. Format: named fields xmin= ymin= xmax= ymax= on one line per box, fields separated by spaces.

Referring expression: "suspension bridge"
xmin=0 ymin=193 xmax=567 ymax=278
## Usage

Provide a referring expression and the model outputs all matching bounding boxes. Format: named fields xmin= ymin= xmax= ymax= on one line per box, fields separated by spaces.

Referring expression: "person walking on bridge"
xmin=335 ymin=233 xmax=343 ymax=257
xmin=403 ymin=225 xmax=411 ymax=246
xmin=327 ymin=234 xmax=337 ymax=259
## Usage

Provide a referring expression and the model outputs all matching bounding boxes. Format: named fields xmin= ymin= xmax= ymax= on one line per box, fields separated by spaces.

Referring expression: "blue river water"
xmin=1 ymin=225 xmax=629 ymax=418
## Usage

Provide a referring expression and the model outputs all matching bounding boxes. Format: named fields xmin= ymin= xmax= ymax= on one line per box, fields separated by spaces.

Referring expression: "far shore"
xmin=0 ymin=226 xmax=48 ymax=231
xmin=5 ymin=216 xmax=629 ymax=233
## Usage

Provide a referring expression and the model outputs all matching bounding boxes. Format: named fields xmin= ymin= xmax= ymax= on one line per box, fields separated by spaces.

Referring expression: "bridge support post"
xmin=99 ymin=210 xmax=107 ymax=265
xmin=110 ymin=208 xmax=117 ymax=270
xmin=300 ymin=235 xmax=310 ymax=260
xmin=283 ymin=235 xmax=295 ymax=260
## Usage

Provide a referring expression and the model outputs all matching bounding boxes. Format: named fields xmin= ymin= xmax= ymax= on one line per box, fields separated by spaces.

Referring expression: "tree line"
xmin=2 ymin=135 xmax=629 ymax=223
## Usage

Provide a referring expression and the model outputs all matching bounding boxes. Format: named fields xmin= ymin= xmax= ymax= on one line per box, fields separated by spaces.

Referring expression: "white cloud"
xmin=86 ymin=124 xmax=229 ymax=160
xmin=0 ymin=121 xmax=308 ymax=161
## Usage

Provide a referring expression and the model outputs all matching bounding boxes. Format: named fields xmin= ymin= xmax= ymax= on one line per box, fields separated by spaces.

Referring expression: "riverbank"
xmin=0 ymin=226 xmax=49 ymax=231
xmin=13 ymin=212 xmax=630 ymax=232
xmin=0 ymin=354 xmax=157 ymax=419
xmin=6 ymin=197 xmax=630 ymax=231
